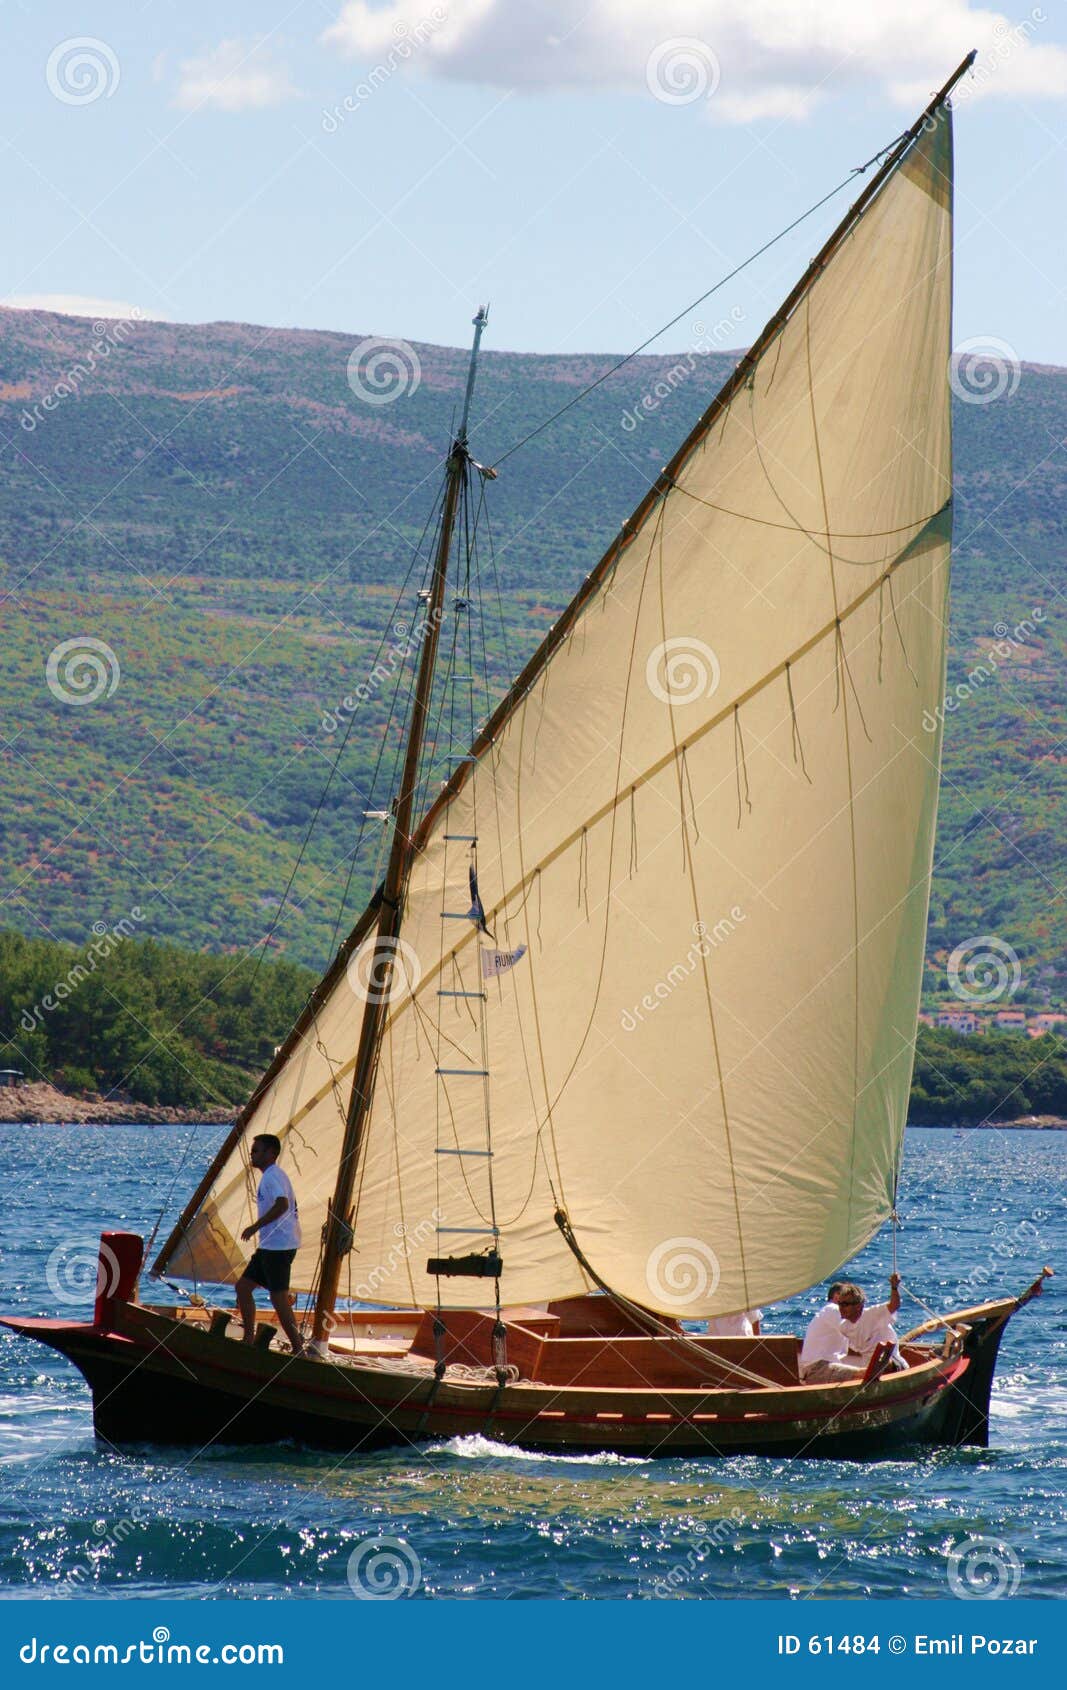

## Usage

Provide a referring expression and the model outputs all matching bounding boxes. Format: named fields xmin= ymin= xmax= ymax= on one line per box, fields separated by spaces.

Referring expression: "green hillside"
xmin=0 ymin=308 xmax=1064 ymax=1010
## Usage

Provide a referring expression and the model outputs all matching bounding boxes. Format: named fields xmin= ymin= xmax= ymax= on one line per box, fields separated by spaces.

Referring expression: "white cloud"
xmin=322 ymin=1 xmax=1067 ymax=121
xmin=2 ymin=294 xmax=158 ymax=321
xmin=173 ymin=39 xmax=300 ymax=112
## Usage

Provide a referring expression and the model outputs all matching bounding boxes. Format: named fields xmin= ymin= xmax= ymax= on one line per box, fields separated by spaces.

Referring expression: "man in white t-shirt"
xmin=799 ymin=1277 xmax=902 ymax=1383
xmin=799 ymin=1295 xmax=862 ymax=1383
xmin=235 ymin=1134 xmax=304 ymax=1356
xmin=846 ymin=1274 xmax=904 ymax=1370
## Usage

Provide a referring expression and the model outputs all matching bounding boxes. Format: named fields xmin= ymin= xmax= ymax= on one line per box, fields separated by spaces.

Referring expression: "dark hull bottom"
xmin=4 ymin=1303 xmax=1016 ymax=1461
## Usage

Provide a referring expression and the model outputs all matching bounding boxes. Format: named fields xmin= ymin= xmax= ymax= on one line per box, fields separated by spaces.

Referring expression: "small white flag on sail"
xmin=481 ymin=945 xmax=527 ymax=978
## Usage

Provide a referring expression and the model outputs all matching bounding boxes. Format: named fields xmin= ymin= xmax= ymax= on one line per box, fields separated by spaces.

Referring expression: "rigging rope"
xmin=489 ymin=126 xmax=912 ymax=471
xmin=553 ymin=1210 xmax=772 ymax=1390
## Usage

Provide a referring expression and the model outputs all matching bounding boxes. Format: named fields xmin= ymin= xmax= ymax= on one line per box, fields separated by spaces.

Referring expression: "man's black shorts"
xmin=243 ymin=1248 xmax=297 ymax=1292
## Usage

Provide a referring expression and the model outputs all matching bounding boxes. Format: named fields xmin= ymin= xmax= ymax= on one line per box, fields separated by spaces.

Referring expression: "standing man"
xmin=236 ymin=1134 xmax=304 ymax=1357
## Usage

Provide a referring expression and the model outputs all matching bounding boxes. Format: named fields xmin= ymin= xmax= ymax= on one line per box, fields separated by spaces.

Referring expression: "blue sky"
xmin=2 ymin=1 xmax=1066 ymax=360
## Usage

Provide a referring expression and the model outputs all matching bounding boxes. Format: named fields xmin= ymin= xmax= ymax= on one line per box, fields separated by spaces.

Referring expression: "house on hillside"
xmin=1029 ymin=1012 xmax=1067 ymax=1038
xmin=935 ymin=1009 xmax=980 ymax=1034
xmin=992 ymin=1009 xmax=1028 ymax=1033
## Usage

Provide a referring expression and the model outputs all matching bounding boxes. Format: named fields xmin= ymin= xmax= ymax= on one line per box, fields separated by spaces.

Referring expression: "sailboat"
xmin=5 ymin=54 xmax=1050 ymax=1458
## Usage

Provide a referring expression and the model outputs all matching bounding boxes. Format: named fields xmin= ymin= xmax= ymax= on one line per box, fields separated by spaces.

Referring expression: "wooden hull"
xmin=1 ymin=1291 xmax=1025 ymax=1460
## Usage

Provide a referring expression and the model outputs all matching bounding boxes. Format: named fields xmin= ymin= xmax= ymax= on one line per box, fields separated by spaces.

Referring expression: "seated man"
xmin=705 ymin=1307 xmax=763 ymax=1338
xmin=799 ymin=1285 xmax=865 ymax=1383
xmin=845 ymin=1273 xmax=905 ymax=1370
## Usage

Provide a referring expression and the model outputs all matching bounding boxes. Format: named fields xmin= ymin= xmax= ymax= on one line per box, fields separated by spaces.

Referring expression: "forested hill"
xmin=0 ymin=307 xmax=1064 ymax=1008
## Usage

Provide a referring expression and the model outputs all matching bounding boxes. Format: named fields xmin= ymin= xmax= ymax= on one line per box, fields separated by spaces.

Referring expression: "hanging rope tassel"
xmin=785 ymin=661 xmax=812 ymax=783
xmin=834 ymin=621 xmax=873 ymax=743
xmin=733 ymin=706 xmax=753 ymax=826
xmin=887 ymin=572 xmax=919 ymax=684
xmin=577 ymin=826 xmax=589 ymax=919
xmin=680 ymin=745 xmax=701 ymax=843
xmin=629 ymin=786 xmax=638 ymax=878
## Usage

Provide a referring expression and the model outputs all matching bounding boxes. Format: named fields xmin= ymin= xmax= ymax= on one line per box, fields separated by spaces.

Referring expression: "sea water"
xmin=0 ymin=1125 xmax=1064 ymax=1600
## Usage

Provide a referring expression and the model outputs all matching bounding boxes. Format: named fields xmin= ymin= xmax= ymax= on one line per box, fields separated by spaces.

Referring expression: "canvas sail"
xmin=157 ymin=108 xmax=954 ymax=1318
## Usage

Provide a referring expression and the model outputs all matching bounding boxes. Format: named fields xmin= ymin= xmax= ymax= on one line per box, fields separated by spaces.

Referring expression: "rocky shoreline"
xmin=0 ymin=1080 xmax=1063 ymax=1132
xmin=0 ymin=1080 xmax=234 ymax=1127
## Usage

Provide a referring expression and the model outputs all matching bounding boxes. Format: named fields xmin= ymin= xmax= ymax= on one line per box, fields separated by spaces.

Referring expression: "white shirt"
xmin=800 ymin=1302 xmax=849 ymax=1370
xmin=705 ymin=1308 xmax=763 ymax=1338
xmin=257 ymin=1163 xmax=301 ymax=1250
xmin=848 ymin=1302 xmax=897 ymax=1359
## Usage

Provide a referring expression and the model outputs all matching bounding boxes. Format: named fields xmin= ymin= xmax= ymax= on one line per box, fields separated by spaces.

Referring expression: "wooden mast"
xmin=309 ymin=306 xmax=490 ymax=1352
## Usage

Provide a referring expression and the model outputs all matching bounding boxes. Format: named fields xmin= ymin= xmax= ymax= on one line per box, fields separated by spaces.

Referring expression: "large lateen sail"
xmin=157 ymin=107 xmax=954 ymax=1318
